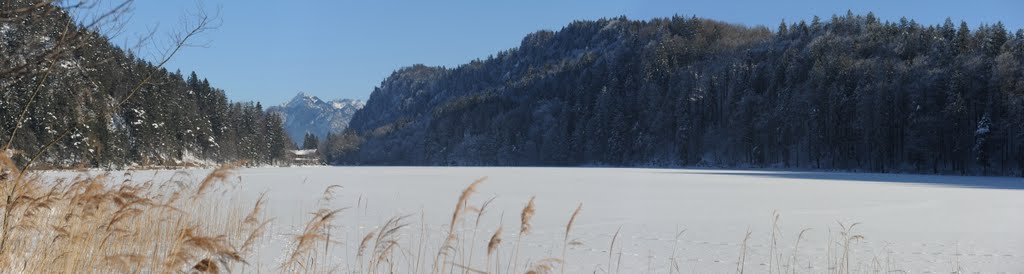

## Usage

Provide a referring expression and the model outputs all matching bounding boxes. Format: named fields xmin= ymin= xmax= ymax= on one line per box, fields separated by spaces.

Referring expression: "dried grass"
xmin=0 ymin=160 xmax=934 ymax=273
xmin=0 ymin=154 xmax=264 ymax=273
xmin=561 ymin=203 xmax=582 ymax=274
xmin=510 ymin=196 xmax=536 ymax=274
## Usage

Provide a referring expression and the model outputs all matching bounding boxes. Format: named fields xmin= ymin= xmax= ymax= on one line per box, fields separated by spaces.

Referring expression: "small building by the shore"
xmin=288 ymin=149 xmax=321 ymax=165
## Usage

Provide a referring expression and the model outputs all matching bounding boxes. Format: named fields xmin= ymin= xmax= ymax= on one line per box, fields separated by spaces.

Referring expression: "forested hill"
xmin=0 ymin=2 xmax=288 ymax=168
xmin=333 ymin=13 xmax=1024 ymax=176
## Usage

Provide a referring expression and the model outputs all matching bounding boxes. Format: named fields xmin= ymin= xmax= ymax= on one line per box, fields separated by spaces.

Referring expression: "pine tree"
xmin=986 ymin=22 xmax=1009 ymax=56
xmin=974 ymin=113 xmax=992 ymax=174
xmin=302 ymin=132 xmax=319 ymax=150
xmin=956 ymin=21 xmax=971 ymax=54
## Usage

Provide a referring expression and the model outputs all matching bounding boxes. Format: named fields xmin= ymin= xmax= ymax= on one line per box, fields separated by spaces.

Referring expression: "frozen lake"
xmin=48 ymin=167 xmax=1024 ymax=273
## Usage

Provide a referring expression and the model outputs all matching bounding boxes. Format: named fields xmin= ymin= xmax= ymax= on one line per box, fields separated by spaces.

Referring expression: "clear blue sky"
xmin=116 ymin=0 xmax=1023 ymax=105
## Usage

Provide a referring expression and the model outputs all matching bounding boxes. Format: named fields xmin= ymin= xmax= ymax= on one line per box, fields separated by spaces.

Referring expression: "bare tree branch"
xmin=0 ymin=0 xmax=219 ymax=170
xmin=0 ymin=0 xmax=133 ymax=81
xmin=117 ymin=4 xmax=219 ymax=106
xmin=2 ymin=14 xmax=76 ymax=151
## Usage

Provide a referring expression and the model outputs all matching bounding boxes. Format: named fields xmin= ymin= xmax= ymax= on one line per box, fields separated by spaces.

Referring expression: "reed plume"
xmin=561 ymin=203 xmax=582 ymax=274
xmin=510 ymin=196 xmax=535 ymax=274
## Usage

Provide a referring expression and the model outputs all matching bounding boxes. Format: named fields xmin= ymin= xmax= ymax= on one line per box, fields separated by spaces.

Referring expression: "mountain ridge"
xmin=331 ymin=14 xmax=1024 ymax=176
xmin=268 ymin=92 xmax=364 ymax=145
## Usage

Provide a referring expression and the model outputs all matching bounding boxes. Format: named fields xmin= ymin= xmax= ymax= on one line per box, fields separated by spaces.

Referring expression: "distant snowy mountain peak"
xmin=286 ymin=92 xmax=323 ymax=107
xmin=331 ymin=99 xmax=365 ymax=110
xmin=267 ymin=92 xmax=364 ymax=144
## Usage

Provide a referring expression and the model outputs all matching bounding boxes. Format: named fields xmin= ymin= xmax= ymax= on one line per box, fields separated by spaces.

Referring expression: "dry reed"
xmin=0 ymin=162 xmax=942 ymax=274
xmin=737 ymin=228 xmax=752 ymax=274
xmin=561 ymin=203 xmax=582 ymax=274
xmin=509 ymin=195 xmax=535 ymax=274
xmin=0 ymin=154 xmax=265 ymax=273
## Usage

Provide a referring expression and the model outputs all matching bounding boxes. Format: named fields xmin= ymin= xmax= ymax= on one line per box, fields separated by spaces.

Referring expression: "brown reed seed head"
xmin=520 ymin=196 xmax=536 ymax=235
xmin=565 ymin=203 xmax=582 ymax=238
xmin=451 ymin=177 xmax=486 ymax=230
xmin=487 ymin=227 xmax=503 ymax=256
xmin=358 ymin=231 xmax=376 ymax=258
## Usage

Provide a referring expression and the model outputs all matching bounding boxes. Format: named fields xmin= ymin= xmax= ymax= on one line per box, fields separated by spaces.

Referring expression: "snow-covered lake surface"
xmin=46 ymin=167 xmax=1024 ymax=273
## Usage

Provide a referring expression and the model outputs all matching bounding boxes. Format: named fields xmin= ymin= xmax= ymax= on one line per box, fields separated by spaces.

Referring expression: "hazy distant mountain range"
xmin=267 ymin=93 xmax=364 ymax=144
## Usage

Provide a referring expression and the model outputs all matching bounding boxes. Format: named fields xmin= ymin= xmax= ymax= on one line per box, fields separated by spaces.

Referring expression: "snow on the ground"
xmin=44 ymin=167 xmax=1024 ymax=273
